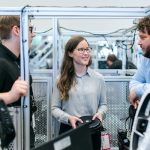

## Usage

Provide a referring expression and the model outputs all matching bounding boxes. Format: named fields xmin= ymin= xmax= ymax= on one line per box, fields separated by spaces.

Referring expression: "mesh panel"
xmin=103 ymin=81 xmax=130 ymax=147
xmin=32 ymin=81 xmax=48 ymax=147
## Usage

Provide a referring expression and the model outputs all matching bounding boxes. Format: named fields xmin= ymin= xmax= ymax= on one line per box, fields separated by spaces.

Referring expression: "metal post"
xmin=20 ymin=9 xmax=30 ymax=150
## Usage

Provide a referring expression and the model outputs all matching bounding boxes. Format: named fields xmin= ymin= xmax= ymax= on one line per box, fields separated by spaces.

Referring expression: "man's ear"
xmin=11 ymin=25 xmax=20 ymax=36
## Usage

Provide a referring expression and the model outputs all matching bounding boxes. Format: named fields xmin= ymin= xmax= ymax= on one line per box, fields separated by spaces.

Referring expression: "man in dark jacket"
xmin=107 ymin=54 xmax=137 ymax=69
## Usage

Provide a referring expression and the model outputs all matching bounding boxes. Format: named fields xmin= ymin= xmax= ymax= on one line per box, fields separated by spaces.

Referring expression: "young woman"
xmin=52 ymin=35 xmax=107 ymax=134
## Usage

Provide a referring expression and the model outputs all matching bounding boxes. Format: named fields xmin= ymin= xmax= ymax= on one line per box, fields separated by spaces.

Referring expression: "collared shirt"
xmin=52 ymin=67 xmax=107 ymax=124
xmin=129 ymin=55 xmax=150 ymax=97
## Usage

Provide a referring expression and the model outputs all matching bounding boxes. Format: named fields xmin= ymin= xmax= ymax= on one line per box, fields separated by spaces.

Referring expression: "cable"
xmin=60 ymin=26 xmax=127 ymax=36
xmin=35 ymin=28 xmax=53 ymax=34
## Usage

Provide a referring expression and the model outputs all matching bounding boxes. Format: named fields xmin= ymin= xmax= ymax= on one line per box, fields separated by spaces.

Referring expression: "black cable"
xmin=36 ymin=28 xmax=53 ymax=34
xmin=60 ymin=26 xmax=127 ymax=36
xmin=125 ymin=116 xmax=130 ymax=131
xmin=34 ymin=24 xmax=135 ymax=53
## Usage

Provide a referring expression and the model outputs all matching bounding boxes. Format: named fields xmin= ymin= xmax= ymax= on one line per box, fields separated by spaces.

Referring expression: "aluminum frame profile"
xmin=145 ymin=7 xmax=150 ymax=14
xmin=20 ymin=13 xmax=30 ymax=150
xmin=21 ymin=7 xmax=149 ymax=18
xmin=0 ymin=7 xmax=149 ymax=18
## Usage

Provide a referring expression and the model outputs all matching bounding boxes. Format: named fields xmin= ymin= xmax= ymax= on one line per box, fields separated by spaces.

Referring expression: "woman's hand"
xmin=92 ymin=112 xmax=103 ymax=122
xmin=68 ymin=116 xmax=83 ymax=129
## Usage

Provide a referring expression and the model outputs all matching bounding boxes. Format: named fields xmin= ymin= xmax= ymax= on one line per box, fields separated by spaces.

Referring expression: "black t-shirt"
xmin=0 ymin=44 xmax=37 ymax=114
xmin=0 ymin=44 xmax=20 ymax=106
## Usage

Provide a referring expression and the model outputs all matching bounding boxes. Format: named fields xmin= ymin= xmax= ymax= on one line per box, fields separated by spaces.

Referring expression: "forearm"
xmin=98 ymin=104 xmax=107 ymax=113
xmin=52 ymin=107 xmax=70 ymax=124
xmin=98 ymin=79 xmax=107 ymax=117
xmin=0 ymin=92 xmax=15 ymax=104
xmin=129 ymin=58 xmax=148 ymax=97
xmin=129 ymin=80 xmax=149 ymax=97
xmin=98 ymin=104 xmax=107 ymax=119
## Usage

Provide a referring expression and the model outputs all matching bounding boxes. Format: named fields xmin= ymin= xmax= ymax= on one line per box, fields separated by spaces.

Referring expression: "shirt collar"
xmin=0 ymin=43 xmax=18 ymax=61
xmin=86 ymin=67 xmax=93 ymax=76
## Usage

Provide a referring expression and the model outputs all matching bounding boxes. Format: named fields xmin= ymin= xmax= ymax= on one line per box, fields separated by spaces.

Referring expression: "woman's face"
xmin=68 ymin=40 xmax=91 ymax=67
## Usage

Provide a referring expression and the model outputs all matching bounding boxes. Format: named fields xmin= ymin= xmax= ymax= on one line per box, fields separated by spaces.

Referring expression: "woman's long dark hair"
xmin=57 ymin=35 xmax=92 ymax=100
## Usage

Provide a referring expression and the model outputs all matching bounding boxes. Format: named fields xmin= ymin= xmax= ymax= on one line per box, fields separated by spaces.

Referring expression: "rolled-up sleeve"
xmin=97 ymin=76 xmax=107 ymax=118
xmin=129 ymin=56 xmax=150 ymax=97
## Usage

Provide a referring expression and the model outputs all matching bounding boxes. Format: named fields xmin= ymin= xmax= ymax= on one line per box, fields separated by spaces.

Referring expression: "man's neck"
xmin=1 ymin=39 xmax=20 ymax=57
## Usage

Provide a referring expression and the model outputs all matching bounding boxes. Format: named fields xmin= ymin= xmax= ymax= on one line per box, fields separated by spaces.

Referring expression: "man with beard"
xmin=129 ymin=15 xmax=150 ymax=108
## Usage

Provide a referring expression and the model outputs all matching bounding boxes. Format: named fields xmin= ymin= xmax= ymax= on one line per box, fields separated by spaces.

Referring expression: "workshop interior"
xmin=0 ymin=1 xmax=150 ymax=150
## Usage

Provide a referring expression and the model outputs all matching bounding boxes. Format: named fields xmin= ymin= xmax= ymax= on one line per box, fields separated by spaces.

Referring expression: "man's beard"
xmin=143 ymin=45 xmax=150 ymax=58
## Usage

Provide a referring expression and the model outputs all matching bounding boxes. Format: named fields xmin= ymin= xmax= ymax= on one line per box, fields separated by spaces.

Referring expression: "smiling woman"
xmin=51 ymin=35 xmax=107 ymax=150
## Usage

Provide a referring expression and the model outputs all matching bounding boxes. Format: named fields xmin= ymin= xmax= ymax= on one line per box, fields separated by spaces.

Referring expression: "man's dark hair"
xmin=107 ymin=54 xmax=118 ymax=62
xmin=137 ymin=15 xmax=150 ymax=35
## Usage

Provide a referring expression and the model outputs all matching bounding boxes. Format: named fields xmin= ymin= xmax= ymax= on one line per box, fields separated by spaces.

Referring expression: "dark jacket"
xmin=109 ymin=60 xmax=137 ymax=69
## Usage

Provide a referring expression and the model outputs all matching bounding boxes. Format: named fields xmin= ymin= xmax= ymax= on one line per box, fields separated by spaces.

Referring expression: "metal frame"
xmin=1 ymin=7 xmax=147 ymax=17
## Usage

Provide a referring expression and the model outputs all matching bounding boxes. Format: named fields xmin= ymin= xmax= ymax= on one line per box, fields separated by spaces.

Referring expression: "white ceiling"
xmin=0 ymin=0 xmax=150 ymax=7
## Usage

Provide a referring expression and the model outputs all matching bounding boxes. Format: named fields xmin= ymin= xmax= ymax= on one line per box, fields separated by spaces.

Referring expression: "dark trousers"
xmin=59 ymin=123 xmax=72 ymax=135
xmin=91 ymin=130 xmax=101 ymax=150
